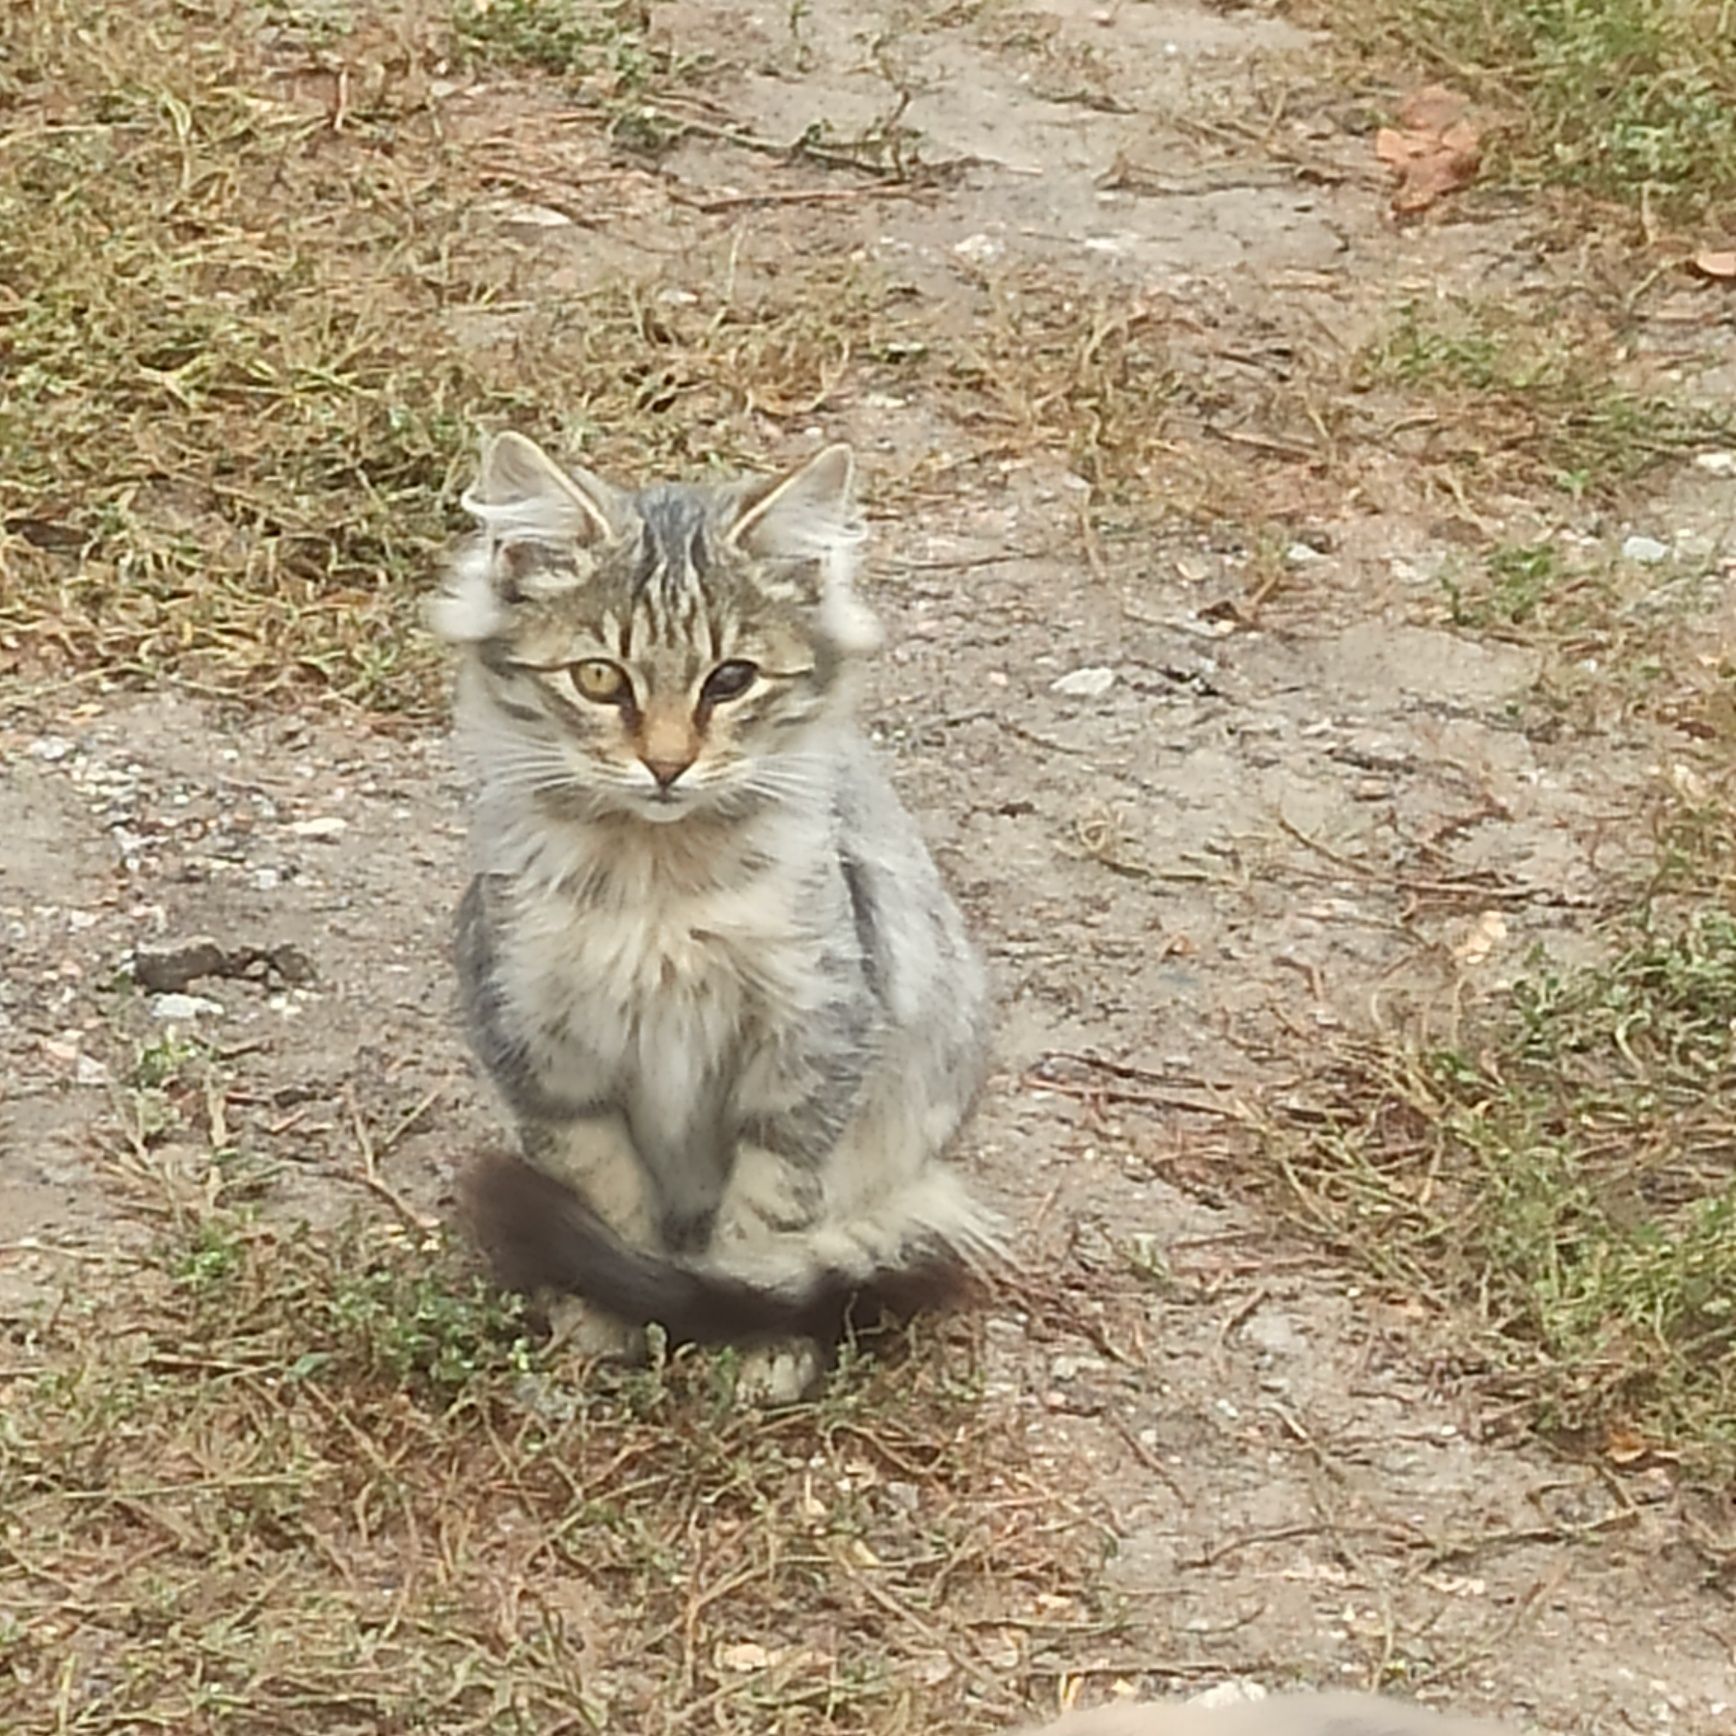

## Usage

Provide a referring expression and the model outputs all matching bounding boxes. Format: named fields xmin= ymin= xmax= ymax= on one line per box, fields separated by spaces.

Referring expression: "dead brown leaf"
xmin=1376 ymin=84 xmax=1483 ymax=215
xmin=1604 ymin=1425 xmax=1651 ymax=1465
xmin=1397 ymin=83 xmax=1469 ymax=133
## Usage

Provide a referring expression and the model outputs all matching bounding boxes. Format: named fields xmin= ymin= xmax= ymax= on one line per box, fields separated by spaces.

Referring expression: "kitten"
xmin=433 ymin=432 xmax=1001 ymax=1402
xmin=1012 ymin=1692 xmax=1524 ymax=1736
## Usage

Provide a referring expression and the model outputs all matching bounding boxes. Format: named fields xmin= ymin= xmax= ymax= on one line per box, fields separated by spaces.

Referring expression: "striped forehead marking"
xmin=624 ymin=487 xmax=725 ymax=657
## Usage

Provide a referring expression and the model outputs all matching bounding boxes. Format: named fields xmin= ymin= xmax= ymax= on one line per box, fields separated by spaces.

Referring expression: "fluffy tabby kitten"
xmin=434 ymin=432 xmax=1000 ymax=1402
xmin=1013 ymin=1692 xmax=1522 ymax=1736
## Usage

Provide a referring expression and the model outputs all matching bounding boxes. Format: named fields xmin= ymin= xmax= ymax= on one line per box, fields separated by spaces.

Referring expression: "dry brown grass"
xmin=1 ymin=1200 xmax=1118 ymax=1735
xmin=1251 ymin=770 xmax=1736 ymax=1484
xmin=0 ymin=0 xmax=1198 ymax=719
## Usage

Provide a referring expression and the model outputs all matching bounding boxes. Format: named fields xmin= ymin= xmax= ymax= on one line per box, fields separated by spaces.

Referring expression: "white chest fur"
xmin=492 ymin=809 xmax=830 ymax=1138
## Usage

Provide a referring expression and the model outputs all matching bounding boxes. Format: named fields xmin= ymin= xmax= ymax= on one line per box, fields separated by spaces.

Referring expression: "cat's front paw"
xmin=732 ymin=1338 xmax=824 ymax=1406
xmin=545 ymin=1294 xmax=646 ymax=1365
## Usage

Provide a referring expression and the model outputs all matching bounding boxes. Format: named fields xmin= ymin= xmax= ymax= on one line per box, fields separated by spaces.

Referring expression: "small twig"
xmin=344 ymin=1084 xmax=440 ymax=1233
xmin=1215 ymin=1284 xmax=1271 ymax=1352
xmin=999 ymin=719 xmax=1096 ymax=758
xmin=1276 ymin=812 xmax=1547 ymax=902
xmin=1024 ymin=1053 xmax=1247 ymax=1121
xmin=840 ymin=1553 xmax=1017 ymax=1709
xmin=1183 ymin=1521 xmax=1331 ymax=1569
xmin=1077 ymin=493 xmax=1107 ymax=584
xmin=887 ymin=549 xmax=1047 ymax=572
xmin=1108 ymin=1414 xmax=1186 ymax=1502
xmin=668 ymin=183 xmax=902 ymax=213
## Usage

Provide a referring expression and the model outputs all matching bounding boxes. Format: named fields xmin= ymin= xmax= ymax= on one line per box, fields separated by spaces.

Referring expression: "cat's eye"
xmin=570 ymin=659 xmax=629 ymax=704
xmin=701 ymin=660 xmax=759 ymax=704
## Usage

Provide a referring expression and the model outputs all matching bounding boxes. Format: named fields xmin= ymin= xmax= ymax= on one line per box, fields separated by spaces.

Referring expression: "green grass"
xmin=1357 ymin=297 xmax=1727 ymax=499
xmin=1299 ymin=0 xmax=1736 ymax=226
xmin=0 ymin=0 xmax=838 ymax=712
xmin=1441 ymin=540 xmax=1571 ymax=629
xmin=1264 ymin=845 xmax=1736 ymax=1477
xmin=453 ymin=0 xmax=672 ymax=79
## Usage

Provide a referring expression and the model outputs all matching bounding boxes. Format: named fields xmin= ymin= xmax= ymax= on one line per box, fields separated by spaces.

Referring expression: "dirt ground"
xmin=4 ymin=2 xmax=1735 ymax=1732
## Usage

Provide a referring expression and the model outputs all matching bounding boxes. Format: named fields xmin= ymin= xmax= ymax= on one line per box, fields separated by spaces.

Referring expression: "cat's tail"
xmin=460 ymin=1149 xmax=1004 ymax=1344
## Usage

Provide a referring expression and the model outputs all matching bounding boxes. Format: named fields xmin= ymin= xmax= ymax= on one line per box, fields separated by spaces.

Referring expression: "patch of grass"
xmin=1357 ymin=297 xmax=1727 ymax=499
xmin=0 ymin=1 xmax=1198 ymax=711
xmin=0 ymin=2 xmax=526 ymax=713
xmin=1442 ymin=539 xmax=1570 ymax=629
xmin=1262 ymin=812 xmax=1736 ymax=1476
xmin=0 ymin=1209 xmax=1117 ymax=1735
xmin=948 ymin=277 xmax=1179 ymax=498
xmin=452 ymin=0 xmax=703 ymax=94
xmin=1428 ymin=526 xmax=1734 ymax=744
xmin=1297 ymin=0 xmax=1736 ymax=226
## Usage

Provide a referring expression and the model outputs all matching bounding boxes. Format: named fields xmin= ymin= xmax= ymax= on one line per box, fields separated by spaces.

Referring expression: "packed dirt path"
xmin=4 ymin=3 xmax=1734 ymax=1732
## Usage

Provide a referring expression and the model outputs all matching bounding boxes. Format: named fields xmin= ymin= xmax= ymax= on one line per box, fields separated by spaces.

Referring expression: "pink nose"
xmin=643 ymin=756 xmax=693 ymax=789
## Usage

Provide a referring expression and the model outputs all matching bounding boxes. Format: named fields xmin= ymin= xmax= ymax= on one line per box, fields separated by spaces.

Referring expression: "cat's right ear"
xmin=433 ymin=433 xmax=622 ymax=643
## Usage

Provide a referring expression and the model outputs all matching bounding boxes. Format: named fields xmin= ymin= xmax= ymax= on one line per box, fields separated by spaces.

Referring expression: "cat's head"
xmin=434 ymin=432 xmax=879 ymax=824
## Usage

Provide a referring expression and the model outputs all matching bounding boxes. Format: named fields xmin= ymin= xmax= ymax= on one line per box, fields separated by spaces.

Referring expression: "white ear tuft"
xmin=428 ymin=541 xmax=506 ymax=644
xmin=727 ymin=443 xmax=862 ymax=562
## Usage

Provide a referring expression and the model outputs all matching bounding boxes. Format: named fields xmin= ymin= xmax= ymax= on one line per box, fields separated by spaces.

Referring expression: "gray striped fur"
xmin=433 ymin=434 xmax=999 ymax=1401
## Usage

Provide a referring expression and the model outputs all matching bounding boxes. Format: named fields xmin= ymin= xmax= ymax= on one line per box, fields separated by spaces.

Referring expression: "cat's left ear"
xmin=726 ymin=444 xmax=861 ymax=562
xmin=726 ymin=445 xmax=880 ymax=654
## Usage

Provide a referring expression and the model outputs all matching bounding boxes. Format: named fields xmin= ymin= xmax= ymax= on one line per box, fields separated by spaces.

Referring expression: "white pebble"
xmin=149 ymin=993 xmax=225 ymax=1021
xmin=1621 ymin=534 xmax=1669 ymax=564
xmin=1050 ymin=665 xmax=1118 ymax=699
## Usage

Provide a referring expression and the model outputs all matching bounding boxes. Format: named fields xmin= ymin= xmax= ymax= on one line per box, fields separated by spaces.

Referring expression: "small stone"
xmin=74 ymin=1055 xmax=111 ymax=1087
xmin=133 ymin=937 xmax=231 ymax=993
xmin=716 ymin=1642 xmax=772 ymax=1674
xmin=495 ymin=200 xmax=573 ymax=229
xmin=953 ymin=231 xmax=1003 ymax=266
xmin=1621 ymin=534 xmax=1669 ymax=564
xmin=1189 ymin=1681 xmax=1270 ymax=1710
xmin=288 ymin=816 xmax=348 ymax=839
xmin=27 ymin=736 xmax=77 ymax=762
xmin=149 ymin=992 xmax=225 ymax=1021
xmin=1051 ymin=665 xmax=1118 ymax=699
xmin=1693 ymin=450 xmax=1736 ymax=476
xmin=1285 ymin=542 xmax=1325 ymax=564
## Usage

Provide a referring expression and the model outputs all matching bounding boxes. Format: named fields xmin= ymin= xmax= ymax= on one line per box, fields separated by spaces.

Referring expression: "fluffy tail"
xmin=461 ymin=1150 xmax=1003 ymax=1344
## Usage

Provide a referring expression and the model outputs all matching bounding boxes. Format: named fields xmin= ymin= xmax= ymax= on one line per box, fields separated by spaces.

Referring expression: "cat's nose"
xmin=643 ymin=755 xmax=693 ymax=790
